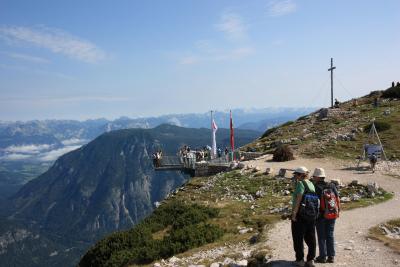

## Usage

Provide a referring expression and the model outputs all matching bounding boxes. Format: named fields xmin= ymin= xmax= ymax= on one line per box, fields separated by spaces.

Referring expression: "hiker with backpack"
xmin=369 ymin=153 xmax=378 ymax=173
xmin=291 ymin=166 xmax=319 ymax=267
xmin=312 ymin=168 xmax=340 ymax=264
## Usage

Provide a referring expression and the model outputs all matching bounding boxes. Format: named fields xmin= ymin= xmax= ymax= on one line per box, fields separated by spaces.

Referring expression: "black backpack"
xmin=298 ymin=181 xmax=320 ymax=222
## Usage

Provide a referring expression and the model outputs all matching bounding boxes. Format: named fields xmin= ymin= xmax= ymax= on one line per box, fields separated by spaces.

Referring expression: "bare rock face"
xmin=10 ymin=130 xmax=178 ymax=240
xmin=319 ymin=108 xmax=329 ymax=119
xmin=367 ymin=182 xmax=379 ymax=194
xmin=265 ymin=167 xmax=274 ymax=175
xmin=0 ymin=229 xmax=33 ymax=255
xmin=1 ymin=127 xmax=190 ymax=266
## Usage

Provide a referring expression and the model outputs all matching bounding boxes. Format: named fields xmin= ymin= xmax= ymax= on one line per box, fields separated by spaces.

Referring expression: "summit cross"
xmin=328 ymin=58 xmax=336 ymax=108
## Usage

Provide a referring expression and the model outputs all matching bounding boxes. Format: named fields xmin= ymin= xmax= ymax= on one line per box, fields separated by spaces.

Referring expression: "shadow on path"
xmin=266 ymin=260 xmax=297 ymax=266
xmin=338 ymin=166 xmax=371 ymax=173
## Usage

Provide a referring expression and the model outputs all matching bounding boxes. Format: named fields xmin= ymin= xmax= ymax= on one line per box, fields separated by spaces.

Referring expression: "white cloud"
xmin=61 ymin=138 xmax=87 ymax=146
xmin=0 ymin=25 xmax=106 ymax=63
xmin=38 ymin=145 xmax=81 ymax=162
xmin=0 ymin=153 xmax=32 ymax=160
xmin=3 ymin=144 xmax=52 ymax=154
xmin=0 ymin=143 xmax=83 ymax=162
xmin=2 ymin=51 xmax=50 ymax=64
xmin=267 ymin=0 xmax=297 ymax=17
xmin=215 ymin=12 xmax=247 ymax=40
xmin=166 ymin=117 xmax=182 ymax=127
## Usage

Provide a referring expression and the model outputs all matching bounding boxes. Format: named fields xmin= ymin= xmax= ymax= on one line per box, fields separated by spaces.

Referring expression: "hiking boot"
xmin=327 ymin=256 xmax=335 ymax=263
xmin=295 ymin=259 xmax=305 ymax=266
xmin=315 ymin=256 xmax=327 ymax=263
xmin=305 ymin=260 xmax=316 ymax=267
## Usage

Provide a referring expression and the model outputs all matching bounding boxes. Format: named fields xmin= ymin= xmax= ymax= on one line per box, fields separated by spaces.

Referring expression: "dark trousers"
xmin=291 ymin=219 xmax=316 ymax=262
xmin=316 ymin=218 xmax=336 ymax=258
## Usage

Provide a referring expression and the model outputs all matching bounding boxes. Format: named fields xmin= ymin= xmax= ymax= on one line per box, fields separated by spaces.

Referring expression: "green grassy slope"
xmin=244 ymin=86 xmax=400 ymax=160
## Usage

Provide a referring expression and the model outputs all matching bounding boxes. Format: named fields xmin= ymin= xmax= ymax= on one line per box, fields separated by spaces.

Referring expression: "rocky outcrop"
xmin=10 ymin=129 xmax=181 ymax=240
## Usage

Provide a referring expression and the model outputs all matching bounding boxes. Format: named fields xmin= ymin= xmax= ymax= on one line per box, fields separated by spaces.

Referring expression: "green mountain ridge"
xmin=244 ymin=85 xmax=400 ymax=160
xmin=0 ymin=124 xmax=260 ymax=267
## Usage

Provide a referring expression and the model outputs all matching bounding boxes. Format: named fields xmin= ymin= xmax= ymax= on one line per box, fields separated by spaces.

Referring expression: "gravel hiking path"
xmin=247 ymin=156 xmax=400 ymax=267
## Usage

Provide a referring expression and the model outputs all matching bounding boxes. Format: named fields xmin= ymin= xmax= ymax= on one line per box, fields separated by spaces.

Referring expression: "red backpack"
xmin=320 ymin=185 xmax=339 ymax=220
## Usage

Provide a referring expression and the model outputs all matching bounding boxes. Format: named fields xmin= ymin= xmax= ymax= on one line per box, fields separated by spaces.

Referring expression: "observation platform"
xmin=153 ymin=151 xmax=263 ymax=177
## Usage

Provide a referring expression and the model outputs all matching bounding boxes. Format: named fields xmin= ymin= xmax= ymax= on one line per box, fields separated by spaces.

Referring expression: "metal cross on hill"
xmin=328 ymin=58 xmax=336 ymax=108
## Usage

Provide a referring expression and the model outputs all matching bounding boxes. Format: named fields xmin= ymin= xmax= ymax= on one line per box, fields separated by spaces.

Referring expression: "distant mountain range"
xmin=0 ymin=107 xmax=314 ymax=163
xmin=0 ymin=108 xmax=314 ymax=197
xmin=0 ymin=125 xmax=260 ymax=267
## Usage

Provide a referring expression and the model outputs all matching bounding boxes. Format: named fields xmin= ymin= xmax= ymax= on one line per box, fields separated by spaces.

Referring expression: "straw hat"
xmin=294 ymin=166 xmax=309 ymax=174
xmin=312 ymin=167 xmax=326 ymax=178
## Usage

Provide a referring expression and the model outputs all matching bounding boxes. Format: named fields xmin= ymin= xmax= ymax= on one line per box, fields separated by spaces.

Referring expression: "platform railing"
xmin=154 ymin=150 xmax=260 ymax=170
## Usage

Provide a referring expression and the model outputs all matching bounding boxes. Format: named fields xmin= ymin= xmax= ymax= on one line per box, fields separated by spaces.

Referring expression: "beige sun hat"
xmin=312 ymin=167 xmax=326 ymax=178
xmin=294 ymin=166 xmax=309 ymax=174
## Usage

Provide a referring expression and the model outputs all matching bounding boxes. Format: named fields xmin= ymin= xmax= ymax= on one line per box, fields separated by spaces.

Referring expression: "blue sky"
xmin=0 ymin=0 xmax=399 ymax=121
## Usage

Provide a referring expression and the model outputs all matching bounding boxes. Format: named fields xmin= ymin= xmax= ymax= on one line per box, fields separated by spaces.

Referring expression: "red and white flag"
xmin=212 ymin=119 xmax=218 ymax=131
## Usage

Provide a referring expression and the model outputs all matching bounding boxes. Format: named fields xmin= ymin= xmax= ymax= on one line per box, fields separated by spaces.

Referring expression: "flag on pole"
xmin=212 ymin=118 xmax=218 ymax=158
xmin=230 ymin=110 xmax=235 ymax=152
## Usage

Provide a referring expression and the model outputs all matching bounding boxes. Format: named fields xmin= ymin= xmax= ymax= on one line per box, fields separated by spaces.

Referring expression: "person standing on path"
xmin=312 ymin=168 xmax=340 ymax=264
xmin=291 ymin=166 xmax=317 ymax=267
xmin=369 ymin=153 xmax=378 ymax=173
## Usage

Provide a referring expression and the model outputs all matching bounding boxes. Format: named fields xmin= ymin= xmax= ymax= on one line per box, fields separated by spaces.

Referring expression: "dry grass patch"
xmin=369 ymin=218 xmax=400 ymax=253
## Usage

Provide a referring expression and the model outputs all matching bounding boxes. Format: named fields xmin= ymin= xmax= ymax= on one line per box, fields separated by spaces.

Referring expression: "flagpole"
xmin=230 ymin=110 xmax=235 ymax=161
xmin=211 ymin=110 xmax=213 ymax=159
xmin=211 ymin=110 xmax=218 ymax=159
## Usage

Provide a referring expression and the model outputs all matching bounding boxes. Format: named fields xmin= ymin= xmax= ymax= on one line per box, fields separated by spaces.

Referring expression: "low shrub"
xmin=281 ymin=120 xmax=294 ymax=127
xmin=272 ymin=145 xmax=294 ymax=162
xmin=262 ymin=121 xmax=295 ymax=139
xmin=261 ymin=126 xmax=278 ymax=139
xmin=382 ymin=86 xmax=400 ymax=98
xmin=79 ymin=201 xmax=223 ymax=267
xmin=364 ymin=121 xmax=391 ymax=133
xmin=368 ymin=90 xmax=383 ymax=97
xmin=297 ymin=115 xmax=308 ymax=121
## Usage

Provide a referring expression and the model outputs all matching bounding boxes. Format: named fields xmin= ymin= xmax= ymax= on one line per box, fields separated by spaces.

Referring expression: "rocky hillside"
xmin=79 ymin=162 xmax=391 ymax=267
xmin=77 ymin=85 xmax=400 ymax=267
xmin=0 ymin=125 xmax=259 ymax=267
xmin=244 ymin=85 xmax=400 ymax=161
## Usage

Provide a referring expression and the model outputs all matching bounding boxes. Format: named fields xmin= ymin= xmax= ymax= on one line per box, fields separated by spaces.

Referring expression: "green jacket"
xmin=292 ymin=179 xmax=315 ymax=209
